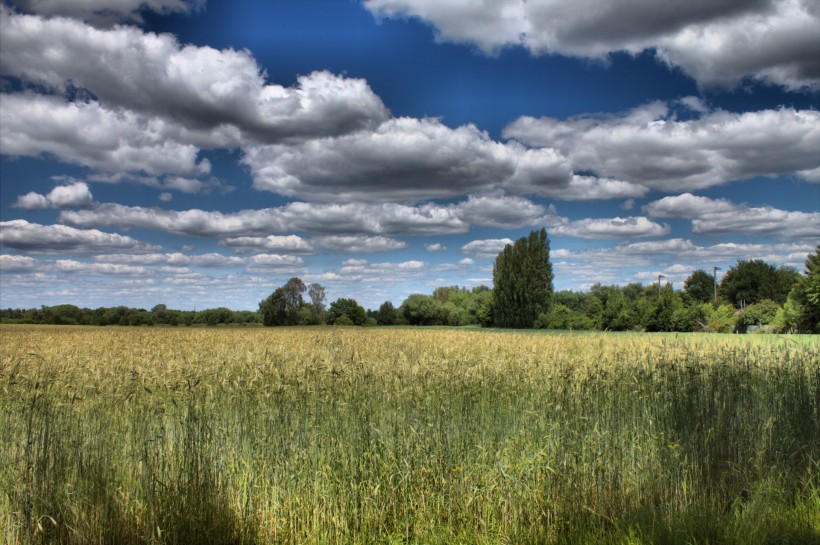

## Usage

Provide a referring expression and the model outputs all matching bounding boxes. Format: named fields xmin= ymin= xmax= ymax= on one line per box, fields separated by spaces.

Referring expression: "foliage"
xmin=703 ymin=304 xmax=738 ymax=333
xmin=786 ymin=246 xmax=820 ymax=333
xmin=534 ymin=303 xmax=596 ymax=330
xmin=737 ymin=299 xmax=781 ymax=328
xmin=259 ymin=277 xmax=307 ymax=326
xmin=719 ymin=260 xmax=799 ymax=306
xmin=307 ymin=283 xmax=327 ymax=325
xmin=399 ymin=294 xmax=461 ymax=326
xmin=684 ymin=269 xmax=717 ymax=304
xmin=492 ymin=228 xmax=554 ymax=328
xmin=327 ymin=298 xmax=367 ymax=326
xmin=375 ymin=301 xmax=398 ymax=325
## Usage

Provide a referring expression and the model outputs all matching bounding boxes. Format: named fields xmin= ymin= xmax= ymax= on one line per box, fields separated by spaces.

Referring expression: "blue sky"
xmin=1 ymin=0 xmax=818 ymax=311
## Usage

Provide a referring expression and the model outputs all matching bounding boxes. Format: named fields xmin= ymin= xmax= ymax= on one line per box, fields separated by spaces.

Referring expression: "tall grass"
xmin=1 ymin=326 xmax=818 ymax=544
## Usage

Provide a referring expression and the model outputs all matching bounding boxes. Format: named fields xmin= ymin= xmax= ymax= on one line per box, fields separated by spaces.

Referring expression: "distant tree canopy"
xmin=5 ymin=250 xmax=818 ymax=335
xmin=376 ymin=301 xmax=398 ymax=325
xmin=781 ymin=245 xmax=820 ymax=333
xmin=492 ymin=228 xmax=553 ymax=328
xmin=719 ymin=259 xmax=799 ymax=306
xmin=684 ymin=269 xmax=717 ymax=304
xmin=259 ymin=277 xmax=307 ymax=326
xmin=327 ymin=298 xmax=367 ymax=326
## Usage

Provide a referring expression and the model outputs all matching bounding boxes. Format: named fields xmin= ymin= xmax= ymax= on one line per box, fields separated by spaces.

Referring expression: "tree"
xmin=259 ymin=277 xmax=306 ymax=326
xmin=492 ymin=228 xmax=554 ymax=328
xmin=719 ymin=260 xmax=798 ymax=306
xmin=400 ymin=294 xmax=453 ymax=326
xmin=327 ymin=298 xmax=367 ymax=326
xmin=645 ymin=284 xmax=683 ymax=332
xmin=376 ymin=301 xmax=398 ymax=325
xmin=307 ymin=283 xmax=327 ymax=325
xmin=786 ymin=245 xmax=820 ymax=333
xmin=684 ymin=269 xmax=716 ymax=304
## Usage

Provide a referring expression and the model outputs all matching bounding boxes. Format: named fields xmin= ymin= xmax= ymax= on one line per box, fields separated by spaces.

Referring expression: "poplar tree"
xmin=492 ymin=228 xmax=554 ymax=328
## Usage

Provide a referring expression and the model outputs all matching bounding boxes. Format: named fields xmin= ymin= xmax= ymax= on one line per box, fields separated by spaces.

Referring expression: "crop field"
xmin=1 ymin=325 xmax=818 ymax=544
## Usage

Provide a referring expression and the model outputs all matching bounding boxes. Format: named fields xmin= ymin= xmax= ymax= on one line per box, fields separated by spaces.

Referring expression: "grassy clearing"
xmin=0 ymin=325 xmax=818 ymax=544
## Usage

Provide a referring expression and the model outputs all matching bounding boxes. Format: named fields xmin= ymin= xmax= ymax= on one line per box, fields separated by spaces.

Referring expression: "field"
xmin=1 ymin=325 xmax=818 ymax=544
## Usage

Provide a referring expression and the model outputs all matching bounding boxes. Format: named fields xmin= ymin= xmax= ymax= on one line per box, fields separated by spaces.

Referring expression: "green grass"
xmin=1 ymin=326 xmax=818 ymax=544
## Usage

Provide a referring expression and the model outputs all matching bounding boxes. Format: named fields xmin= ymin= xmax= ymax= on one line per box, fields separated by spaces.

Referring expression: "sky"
xmin=0 ymin=0 xmax=818 ymax=312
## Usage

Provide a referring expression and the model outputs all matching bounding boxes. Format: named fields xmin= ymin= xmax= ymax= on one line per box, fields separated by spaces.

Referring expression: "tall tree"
xmin=259 ymin=277 xmax=306 ymax=326
xmin=684 ymin=269 xmax=717 ymax=304
xmin=719 ymin=259 xmax=798 ymax=306
xmin=376 ymin=301 xmax=398 ymax=325
xmin=492 ymin=228 xmax=553 ymax=328
xmin=787 ymin=245 xmax=820 ymax=333
xmin=307 ymin=283 xmax=327 ymax=325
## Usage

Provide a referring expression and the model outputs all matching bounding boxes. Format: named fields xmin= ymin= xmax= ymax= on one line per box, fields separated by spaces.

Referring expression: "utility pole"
xmin=658 ymin=273 xmax=665 ymax=296
xmin=712 ymin=266 xmax=721 ymax=304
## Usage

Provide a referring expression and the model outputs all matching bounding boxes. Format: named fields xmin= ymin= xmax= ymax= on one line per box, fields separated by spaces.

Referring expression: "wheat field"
xmin=1 ymin=325 xmax=818 ymax=544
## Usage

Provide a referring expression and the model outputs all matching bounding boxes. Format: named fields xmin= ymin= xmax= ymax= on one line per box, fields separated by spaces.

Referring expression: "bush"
xmin=333 ymin=314 xmax=354 ymax=326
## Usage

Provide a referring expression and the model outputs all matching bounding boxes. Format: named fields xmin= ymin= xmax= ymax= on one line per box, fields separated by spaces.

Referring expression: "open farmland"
xmin=1 ymin=326 xmax=818 ymax=544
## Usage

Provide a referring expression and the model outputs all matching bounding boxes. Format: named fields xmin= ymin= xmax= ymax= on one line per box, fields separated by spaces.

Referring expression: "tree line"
xmin=3 ymin=232 xmax=818 ymax=333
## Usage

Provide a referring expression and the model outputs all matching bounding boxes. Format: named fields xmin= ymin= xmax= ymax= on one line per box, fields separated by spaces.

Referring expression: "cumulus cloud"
xmin=0 ymin=8 xmax=389 ymax=143
xmin=14 ymin=181 xmax=93 ymax=209
xmin=219 ymin=235 xmax=315 ymax=254
xmin=425 ymin=243 xmax=446 ymax=252
xmin=364 ymin=0 xmax=820 ymax=89
xmin=244 ymin=117 xmax=572 ymax=202
xmin=558 ymin=239 xmax=813 ymax=268
xmin=94 ymin=252 xmax=247 ymax=268
xmin=0 ymin=93 xmax=209 ymax=177
xmin=0 ymin=254 xmax=38 ymax=271
xmin=645 ymin=193 xmax=820 ymax=239
xmin=460 ymin=238 xmax=514 ymax=258
xmin=245 ymin=254 xmax=306 ymax=273
xmin=55 ymin=259 xmax=145 ymax=275
xmin=314 ymin=236 xmax=406 ymax=253
xmin=455 ymin=193 xmax=555 ymax=228
xmin=0 ymin=219 xmax=159 ymax=253
xmin=60 ymin=201 xmax=470 ymax=237
xmin=552 ymin=216 xmax=670 ymax=239
xmin=505 ymin=104 xmax=820 ymax=192
xmin=11 ymin=0 xmax=202 ymax=26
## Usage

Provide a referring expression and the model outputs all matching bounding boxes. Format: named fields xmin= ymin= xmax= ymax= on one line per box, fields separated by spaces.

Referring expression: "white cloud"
xmin=0 ymin=93 xmax=209 ymax=177
xmin=0 ymin=254 xmax=38 ymax=271
xmin=455 ymin=193 xmax=554 ymax=228
xmin=505 ymin=105 xmax=820 ymax=192
xmin=60 ymin=201 xmax=471 ymax=237
xmin=460 ymin=238 xmax=514 ymax=258
xmin=314 ymin=236 xmax=406 ymax=253
xmin=14 ymin=181 xmax=93 ymax=209
xmin=55 ymin=259 xmax=145 ymax=275
xmin=0 ymin=9 xmax=389 ymax=143
xmin=645 ymin=193 xmax=820 ymax=239
xmin=364 ymin=0 xmax=820 ymax=89
xmin=552 ymin=217 xmax=670 ymax=239
xmin=219 ymin=235 xmax=315 ymax=254
xmin=94 ymin=252 xmax=247 ymax=268
xmin=244 ymin=117 xmax=571 ymax=202
xmin=12 ymin=0 xmax=202 ymax=26
xmin=643 ymin=193 xmax=737 ymax=217
xmin=13 ymin=192 xmax=50 ymax=210
xmin=425 ymin=243 xmax=446 ymax=252
xmin=245 ymin=254 xmax=306 ymax=272
xmin=0 ymin=219 xmax=159 ymax=253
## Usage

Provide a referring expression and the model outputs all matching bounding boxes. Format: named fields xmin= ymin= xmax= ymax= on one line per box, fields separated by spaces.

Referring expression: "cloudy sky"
xmin=0 ymin=0 xmax=818 ymax=311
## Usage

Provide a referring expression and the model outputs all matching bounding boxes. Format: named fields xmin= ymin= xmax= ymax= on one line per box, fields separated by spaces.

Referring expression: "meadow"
xmin=0 ymin=325 xmax=818 ymax=544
